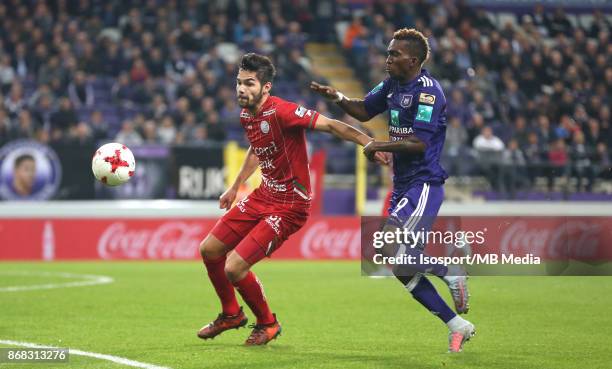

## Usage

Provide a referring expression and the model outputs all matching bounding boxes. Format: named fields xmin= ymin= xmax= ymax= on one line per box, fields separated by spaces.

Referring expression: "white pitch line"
xmin=0 ymin=340 xmax=172 ymax=369
xmin=0 ymin=271 xmax=114 ymax=292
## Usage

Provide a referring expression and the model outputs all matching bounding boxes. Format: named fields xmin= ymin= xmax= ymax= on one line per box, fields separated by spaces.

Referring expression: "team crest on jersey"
xmin=260 ymin=120 xmax=270 ymax=134
xmin=295 ymin=106 xmax=307 ymax=117
xmin=400 ymin=94 xmax=413 ymax=108
xmin=419 ymin=93 xmax=436 ymax=105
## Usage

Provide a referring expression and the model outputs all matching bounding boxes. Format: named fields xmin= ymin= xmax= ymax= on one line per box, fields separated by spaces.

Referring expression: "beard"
xmin=238 ymin=87 xmax=264 ymax=109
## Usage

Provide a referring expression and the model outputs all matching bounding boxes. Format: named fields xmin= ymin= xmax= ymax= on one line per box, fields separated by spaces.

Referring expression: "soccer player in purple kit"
xmin=311 ymin=28 xmax=475 ymax=352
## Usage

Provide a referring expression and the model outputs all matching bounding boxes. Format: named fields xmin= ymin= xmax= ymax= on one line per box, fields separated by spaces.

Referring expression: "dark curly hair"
xmin=239 ymin=53 xmax=276 ymax=85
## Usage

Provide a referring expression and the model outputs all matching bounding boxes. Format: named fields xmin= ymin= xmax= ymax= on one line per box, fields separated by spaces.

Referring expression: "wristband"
xmin=363 ymin=140 xmax=375 ymax=150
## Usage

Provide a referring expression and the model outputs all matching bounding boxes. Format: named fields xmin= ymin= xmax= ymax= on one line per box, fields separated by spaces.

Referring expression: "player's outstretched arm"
xmin=314 ymin=114 xmax=388 ymax=165
xmin=310 ymin=81 xmax=371 ymax=122
xmin=363 ymin=138 xmax=426 ymax=161
xmin=219 ymin=146 xmax=259 ymax=210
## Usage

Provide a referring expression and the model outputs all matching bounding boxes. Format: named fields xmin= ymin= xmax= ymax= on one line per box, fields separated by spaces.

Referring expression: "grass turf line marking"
xmin=0 ymin=340 xmax=172 ymax=369
xmin=0 ymin=271 xmax=114 ymax=292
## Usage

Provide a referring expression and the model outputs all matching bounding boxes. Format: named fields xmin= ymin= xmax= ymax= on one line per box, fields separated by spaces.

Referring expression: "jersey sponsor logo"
xmin=419 ymin=93 xmax=436 ymax=105
xmin=253 ymin=141 xmax=278 ymax=157
xmin=259 ymin=158 xmax=275 ymax=170
xmin=262 ymin=109 xmax=276 ymax=117
xmin=368 ymin=81 xmax=384 ymax=96
xmin=265 ymin=215 xmax=282 ymax=235
xmin=295 ymin=106 xmax=308 ymax=117
xmin=260 ymin=120 xmax=270 ymax=134
xmin=261 ymin=174 xmax=287 ymax=193
xmin=400 ymin=94 xmax=413 ymax=108
xmin=236 ymin=197 xmax=249 ymax=213
xmin=390 ymin=109 xmax=400 ymax=126
xmin=389 ymin=126 xmax=414 ymax=136
xmin=416 ymin=104 xmax=433 ymax=123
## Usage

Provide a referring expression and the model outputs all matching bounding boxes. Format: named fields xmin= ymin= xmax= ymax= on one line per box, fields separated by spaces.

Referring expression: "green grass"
xmin=1 ymin=261 xmax=611 ymax=369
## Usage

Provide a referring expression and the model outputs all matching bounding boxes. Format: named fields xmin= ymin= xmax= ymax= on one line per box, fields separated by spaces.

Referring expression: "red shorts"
xmin=210 ymin=189 xmax=309 ymax=265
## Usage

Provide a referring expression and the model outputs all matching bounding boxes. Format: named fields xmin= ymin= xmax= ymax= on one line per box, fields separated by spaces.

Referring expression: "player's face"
xmin=236 ymin=69 xmax=271 ymax=109
xmin=385 ymin=39 xmax=419 ymax=80
xmin=15 ymin=159 xmax=36 ymax=189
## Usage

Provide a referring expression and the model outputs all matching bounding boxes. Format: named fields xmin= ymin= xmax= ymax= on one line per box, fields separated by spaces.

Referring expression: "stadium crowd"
xmin=344 ymin=1 xmax=611 ymax=194
xmin=0 ymin=0 xmax=609 ymax=196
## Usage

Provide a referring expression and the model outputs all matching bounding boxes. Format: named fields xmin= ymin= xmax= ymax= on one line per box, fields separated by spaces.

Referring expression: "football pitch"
xmin=1 ymin=261 xmax=611 ymax=369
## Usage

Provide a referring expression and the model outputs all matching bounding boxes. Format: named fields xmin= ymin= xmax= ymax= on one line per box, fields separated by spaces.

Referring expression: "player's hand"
xmin=219 ymin=187 xmax=237 ymax=211
xmin=363 ymin=140 xmax=378 ymax=161
xmin=373 ymin=151 xmax=389 ymax=165
xmin=310 ymin=81 xmax=338 ymax=100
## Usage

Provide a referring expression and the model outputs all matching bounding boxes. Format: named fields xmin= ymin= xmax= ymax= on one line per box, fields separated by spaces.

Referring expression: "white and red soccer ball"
xmin=91 ymin=143 xmax=136 ymax=186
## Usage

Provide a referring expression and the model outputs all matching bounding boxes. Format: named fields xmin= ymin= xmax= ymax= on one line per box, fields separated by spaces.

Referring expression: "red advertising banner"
xmin=0 ymin=216 xmax=359 ymax=261
xmin=2 ymin=216 xmax=611 ymax=262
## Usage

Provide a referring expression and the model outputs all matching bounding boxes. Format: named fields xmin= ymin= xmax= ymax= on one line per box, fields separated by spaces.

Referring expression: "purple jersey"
xmin=363 ymin=69 xmax=448 ymax=189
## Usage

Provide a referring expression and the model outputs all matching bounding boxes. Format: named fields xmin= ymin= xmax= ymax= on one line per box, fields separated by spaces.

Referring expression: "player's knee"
xmin=199 ymin=236 xmax=226 ymax=261
xmin=224 ymin=261 xmax=248 ymax=283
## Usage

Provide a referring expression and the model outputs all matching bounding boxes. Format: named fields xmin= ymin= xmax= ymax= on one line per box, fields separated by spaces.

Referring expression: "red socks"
xmin=232 ymin=271 xmax=275 ymax=325
xmin=203 ymin=256 xmax=240 ymax=316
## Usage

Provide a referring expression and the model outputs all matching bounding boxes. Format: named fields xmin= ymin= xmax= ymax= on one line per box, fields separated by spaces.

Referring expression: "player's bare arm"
xmin=219 ymin=147 xmax=259 ymax=210
xmin=310 ymin=81 xmax=371 ymax=122
xmin=363 ymin=137 xmax=426 ymax=161
xmin=314 ymin=115 xmax=388 ymax=165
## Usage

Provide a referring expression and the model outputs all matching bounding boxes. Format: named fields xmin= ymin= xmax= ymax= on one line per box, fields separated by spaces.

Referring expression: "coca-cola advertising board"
xmin=2 ymin=216 xmax=612 ymax=275
xmin=0 ymin=217 xmax=359 ymax=261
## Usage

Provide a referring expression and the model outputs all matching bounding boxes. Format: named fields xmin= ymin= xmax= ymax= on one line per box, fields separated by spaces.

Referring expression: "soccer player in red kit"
xmin=197 ymin=53 xmax=387 ymax=345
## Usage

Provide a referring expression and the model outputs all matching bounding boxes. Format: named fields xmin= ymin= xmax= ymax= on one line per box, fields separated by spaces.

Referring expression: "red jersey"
xmin=240 ymin=95 xmax=319 ymax=207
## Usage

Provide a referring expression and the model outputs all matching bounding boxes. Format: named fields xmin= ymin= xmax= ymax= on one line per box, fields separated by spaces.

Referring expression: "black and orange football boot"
xmin=197 ymin=307 xmax=248 ymax=340
xmin=244 ymin=314 xmax=282 ymax=346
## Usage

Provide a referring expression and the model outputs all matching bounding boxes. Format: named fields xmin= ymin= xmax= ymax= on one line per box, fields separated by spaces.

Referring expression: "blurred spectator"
xmin=594 ymin=143 xmax=611 ymax=180
xmin=569 ymin=131 xmax=595 ymax=192
xmin=548 ymin=8 xmax=572 ymax=37
xmin=89 ymin=111 xmax=109 ymax=142
xmin=130 ymin=58 xmax=150 ymax=83
xmin=67 ymin=71 xmax=94 ymax=108
xmin=501 ymin=139 xmax=529 ymax=198
xmin=158 ymin=115 xmax=177 ymax=145
xmin=115 ymin=120 xmax=143 ymax=146
xmin=111 ymin=73 xmax=133 ymax=106
xmin=547 ymin=138 xmax=569 ymax=191
xmin=4 ymin=83 xmax=25 ymax=117
xmin=205 ymin=111 xmax=226 ymax=142
xmin=0 ymin=55 xmax=15 ymax=94
xmin=142 ymin=120 xmax=158 ymax=144
xmin=344 ymin=16 xmax=365 ymax=49
xmin=12 ymin=110 xmax=39 ymax=140
xmin=0 ymin=109 xmax=11 ymax=144
xmin=190 ymin=124 xmax=208 ymax=144
xmin=474 ymin=126 xmax=505 ymax=191
xmin=69 ymin=122 xmax=94 ymax=146
xmin=50 ymin=97 xmax=78 ymax=132
xmin=444 ymin=117 xmax=468 ymax=176
xmin=524 ymin=133 xmax=546 ymax=188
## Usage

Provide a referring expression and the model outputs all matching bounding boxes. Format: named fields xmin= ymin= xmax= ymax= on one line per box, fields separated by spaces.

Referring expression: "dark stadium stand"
xmin=0 ymin=0 xmax=609 ymax=200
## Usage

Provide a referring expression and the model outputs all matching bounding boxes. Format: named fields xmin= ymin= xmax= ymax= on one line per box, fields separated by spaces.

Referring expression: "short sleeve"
xmin=411 ymin=88 xmax=445 ymax=146
xmin=363 ymin=79 xmax=391 ymax=118
xmin=277 ymin=101 xmax=320 ymax=130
